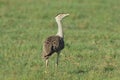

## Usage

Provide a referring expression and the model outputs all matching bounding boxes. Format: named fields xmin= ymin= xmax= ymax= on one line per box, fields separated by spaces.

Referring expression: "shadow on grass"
xmin=69 ymin=69 xmax=88 ymax=75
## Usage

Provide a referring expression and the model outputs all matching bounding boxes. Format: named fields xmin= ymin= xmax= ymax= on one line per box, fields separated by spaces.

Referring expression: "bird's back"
xmin=42 ymin=36 xmax=64 ymax=59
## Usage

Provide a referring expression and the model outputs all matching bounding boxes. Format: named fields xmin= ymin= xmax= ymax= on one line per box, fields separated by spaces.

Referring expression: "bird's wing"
xmin=44 ymin=40 xmax=53 ymax=54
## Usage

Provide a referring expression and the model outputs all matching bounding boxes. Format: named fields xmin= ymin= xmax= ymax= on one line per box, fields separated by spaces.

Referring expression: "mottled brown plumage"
xmin=42 ymin=36 xmax=64 ymax=59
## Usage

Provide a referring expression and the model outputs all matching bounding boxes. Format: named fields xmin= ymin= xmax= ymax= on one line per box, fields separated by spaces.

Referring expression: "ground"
xmin=0 ymin=0 xmax=120 ymax=80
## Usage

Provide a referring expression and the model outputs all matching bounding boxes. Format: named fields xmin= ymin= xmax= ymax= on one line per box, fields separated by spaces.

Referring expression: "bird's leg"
xmin=45 ymin=59 xmax=49 ymax=73
xmin=56 ymin=52 xmax=60 ymax=67
xmin=55 ymin=52 xmax=60 ymax=73
xmin=46 ymin=59 xmax=49 ymax=68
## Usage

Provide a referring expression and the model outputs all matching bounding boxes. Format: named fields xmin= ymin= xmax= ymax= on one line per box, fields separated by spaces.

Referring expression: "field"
xmin=0 ymin=0 xmax=120 ymax=80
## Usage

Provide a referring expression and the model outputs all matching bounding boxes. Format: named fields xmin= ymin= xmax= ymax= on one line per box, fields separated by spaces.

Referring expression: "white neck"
xmin=56 ymin=20 xmax=63 ymax=38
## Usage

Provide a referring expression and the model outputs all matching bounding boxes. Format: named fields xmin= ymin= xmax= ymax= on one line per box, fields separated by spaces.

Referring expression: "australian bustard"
xmin=42 ymin=13 xmax=69 ymax=67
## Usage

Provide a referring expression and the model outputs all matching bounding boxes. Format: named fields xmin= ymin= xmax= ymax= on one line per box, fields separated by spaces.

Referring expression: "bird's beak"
xmin=63 ymin=13 xmax=69 ymax=18
xmin=65 ymin=13 xmax=69 ymax=16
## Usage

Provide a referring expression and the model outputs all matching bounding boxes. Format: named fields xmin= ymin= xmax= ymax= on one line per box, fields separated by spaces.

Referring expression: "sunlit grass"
xmin=0 ymin=0 xmax=120 ymax=80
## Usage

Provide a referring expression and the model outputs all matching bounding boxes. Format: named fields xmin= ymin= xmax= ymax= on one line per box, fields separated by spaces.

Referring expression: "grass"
xmin=0 ymin=0 xmax=120 ymax=80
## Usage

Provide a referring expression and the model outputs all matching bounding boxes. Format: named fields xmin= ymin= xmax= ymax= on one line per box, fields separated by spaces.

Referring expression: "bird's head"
xmin=55 ymin=13 xmax=69 ymax=21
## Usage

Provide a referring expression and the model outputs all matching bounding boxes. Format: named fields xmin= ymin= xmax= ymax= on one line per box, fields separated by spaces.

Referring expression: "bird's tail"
xmin=41 ymin=43 xmax=49 ymax=60
xmin=41 ymin=50 xmax=45 ymax=60
xmin=41 ymin=49 xmax=48 ymax=60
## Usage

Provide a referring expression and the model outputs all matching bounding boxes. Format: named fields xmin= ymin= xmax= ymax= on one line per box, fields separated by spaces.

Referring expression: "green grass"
xmin=0 ymin=0 xmax=120 ymax=80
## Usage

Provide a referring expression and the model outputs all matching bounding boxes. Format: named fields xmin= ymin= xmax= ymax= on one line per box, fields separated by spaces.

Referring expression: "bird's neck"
xmin=56 ymin=20 xmax=63 ymax=38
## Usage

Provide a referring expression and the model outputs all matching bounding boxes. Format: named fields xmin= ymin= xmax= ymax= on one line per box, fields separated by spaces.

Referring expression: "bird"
xmin=41 ymin=13 xmax=69 ymax=68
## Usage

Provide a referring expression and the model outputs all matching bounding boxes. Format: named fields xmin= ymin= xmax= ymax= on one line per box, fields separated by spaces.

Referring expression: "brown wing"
xmin=43 ymin=36 xmax=64 ymax=57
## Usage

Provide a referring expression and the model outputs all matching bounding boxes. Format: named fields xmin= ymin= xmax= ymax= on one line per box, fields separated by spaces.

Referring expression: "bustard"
xmin=41 ymin=13 xmax=69 ymax=67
